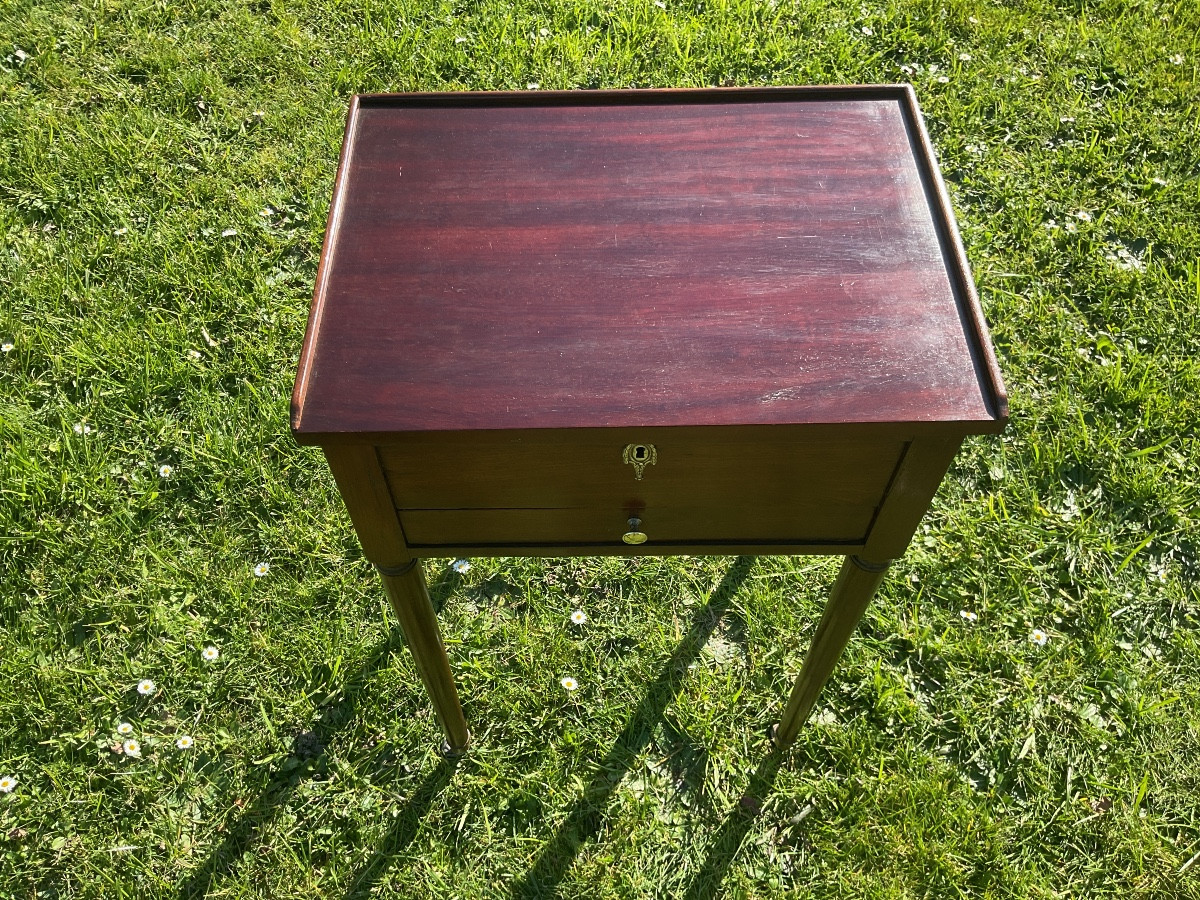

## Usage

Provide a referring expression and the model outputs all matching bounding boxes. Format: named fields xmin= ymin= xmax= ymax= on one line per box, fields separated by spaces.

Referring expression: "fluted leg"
xmin=378 ymin=560 xmax=471 ymax=756
xmin=773 ymin=555 xmax=892 ymax=748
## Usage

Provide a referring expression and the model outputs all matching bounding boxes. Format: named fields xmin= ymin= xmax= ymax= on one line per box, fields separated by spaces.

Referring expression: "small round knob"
xmin=622 ymin=516 xmax=648 ymax=545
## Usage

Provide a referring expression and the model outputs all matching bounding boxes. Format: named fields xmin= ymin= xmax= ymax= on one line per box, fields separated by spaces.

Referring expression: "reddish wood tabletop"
xmin=292 ymin=86 xmax=1006 ymax=441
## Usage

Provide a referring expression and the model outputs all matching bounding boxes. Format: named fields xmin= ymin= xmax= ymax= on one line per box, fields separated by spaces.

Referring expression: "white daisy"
xmin=158 ymin=464 xmax=173 ymax=478
xmin=117 ymin=722 xmax=134 ymax=735
xmin=570 ymin=609 xmax=587 ymax=625
xmin=187 ymin=349 xmax=202 ymax=360
xmin=0 ymin=775 xmax=16 ymax=793
xmin=1 ymin=343 xmax=12 ymax=353
xmin=1169 ymin=54 xmax=1184 ymax=65
xmin=451 ymin=559 xmax=471 ymax=574
xmin=176 ymin=735 xmax=194 ymax=750
xmin=960 ymin=610 xmax=978 ymax=622
xmin=221 ymin=228 xmax=238 ymax=237
xmin=560 ymin=676 xmax=579 ymax=691
xmin=958 ymin=53 xmax=972 ymax=61
xmin=202 ymin=645 xmax=219 ymax=661
xmin=253 ymin=562 xmax=270 ymax=577
xmin=1030 ymin=628 xmax=1049 ymax=646
xmin=137 ymin=679 xmax=156 ymax=695
xmin=123 ymin=739 xmax=142 ymax=758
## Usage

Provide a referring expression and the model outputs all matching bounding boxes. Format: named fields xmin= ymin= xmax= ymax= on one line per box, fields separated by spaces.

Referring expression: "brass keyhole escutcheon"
xmin=622 ymin=516 xmax=648 ymax=545
xmin=622 ymin=443 xmax=657 ymax=480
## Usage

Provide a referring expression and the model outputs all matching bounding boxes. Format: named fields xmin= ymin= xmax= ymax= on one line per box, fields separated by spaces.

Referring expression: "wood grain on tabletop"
xmin=293 ymin=89 xmax=1000 ymax=438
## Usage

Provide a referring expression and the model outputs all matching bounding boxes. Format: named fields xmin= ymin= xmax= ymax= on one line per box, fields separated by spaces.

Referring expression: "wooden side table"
xmin=290 ymin=86 xmax=1007 ymax=756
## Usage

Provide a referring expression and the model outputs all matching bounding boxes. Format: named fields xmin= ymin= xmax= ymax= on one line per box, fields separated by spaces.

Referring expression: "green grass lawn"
xmin=2 ymin=0 xmax=1199 ymax=896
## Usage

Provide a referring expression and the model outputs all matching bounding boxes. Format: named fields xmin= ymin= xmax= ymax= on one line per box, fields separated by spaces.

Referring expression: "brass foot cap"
xmin=768 ymin=723 xmax=793 ymax=750
xmin=440 ymin=731 xmax=471 ymax=759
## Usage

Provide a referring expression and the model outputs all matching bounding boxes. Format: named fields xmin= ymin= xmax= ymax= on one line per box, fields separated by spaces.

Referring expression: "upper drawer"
xmin=377 ymin=426 xmax=906 ymax=545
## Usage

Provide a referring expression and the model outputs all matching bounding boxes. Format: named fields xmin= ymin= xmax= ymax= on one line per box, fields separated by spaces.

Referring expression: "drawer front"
xmin=379 ymin=427 xmax=905 ymax=547
xmin=399 ymin=503 xmax=880 ymax=547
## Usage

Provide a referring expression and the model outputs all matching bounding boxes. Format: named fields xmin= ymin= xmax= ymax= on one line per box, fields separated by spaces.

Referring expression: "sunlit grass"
xmin=1 ymin=0 xmax=1198 ymax=896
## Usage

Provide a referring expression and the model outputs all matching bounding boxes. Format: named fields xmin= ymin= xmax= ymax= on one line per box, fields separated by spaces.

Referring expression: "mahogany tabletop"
xmin=291 ymin=86 xmax=1007 ymax=443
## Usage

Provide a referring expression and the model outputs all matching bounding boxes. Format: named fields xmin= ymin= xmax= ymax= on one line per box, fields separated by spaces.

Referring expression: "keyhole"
xmin=622 ymin=443 xmax=657 ymax=480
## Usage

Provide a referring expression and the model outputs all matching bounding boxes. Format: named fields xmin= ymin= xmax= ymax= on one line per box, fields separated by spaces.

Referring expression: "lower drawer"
xmin=400 ymin=498 xmax=879 ymax=547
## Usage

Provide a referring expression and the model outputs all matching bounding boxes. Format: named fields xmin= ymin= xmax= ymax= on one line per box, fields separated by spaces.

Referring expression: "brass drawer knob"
xmin=622 ymin=516 xmax=648 ymax=545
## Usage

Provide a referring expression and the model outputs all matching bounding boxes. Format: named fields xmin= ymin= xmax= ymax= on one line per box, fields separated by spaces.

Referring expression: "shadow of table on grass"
xmin=680 ymin=747 xmax=785 ymax=900
xmin=176 ymin=570 xmax=461 ymax=900
xmin=343 ymin=756 xmax=460 ymax=899
xmin=507 ymin=555 xmax=756 ymax=900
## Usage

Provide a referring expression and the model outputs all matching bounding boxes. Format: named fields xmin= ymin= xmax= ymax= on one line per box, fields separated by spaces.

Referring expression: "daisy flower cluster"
xmin=107 ymin=643 xmax=224 ymax=765
xmin=560 ymin=606 xmax=591 ymax=694
xmin=446 ymin=559 xmax=590 ymax=697
xmin=896 ymin=61 xmax=951 ymax=83
xmin=956 ymin=609 xmax=1052 ymax=650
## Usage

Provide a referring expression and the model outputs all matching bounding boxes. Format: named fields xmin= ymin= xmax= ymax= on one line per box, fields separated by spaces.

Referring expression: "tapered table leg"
xmin=377 ymin=560 xmax=471 ymax=757
xmin=773 ymin=555 xmax=892 ymax=748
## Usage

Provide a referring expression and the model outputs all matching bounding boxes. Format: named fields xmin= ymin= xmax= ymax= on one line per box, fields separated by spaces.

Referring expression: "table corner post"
xmin=323 ymin=444 xmax=471 ymax=757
